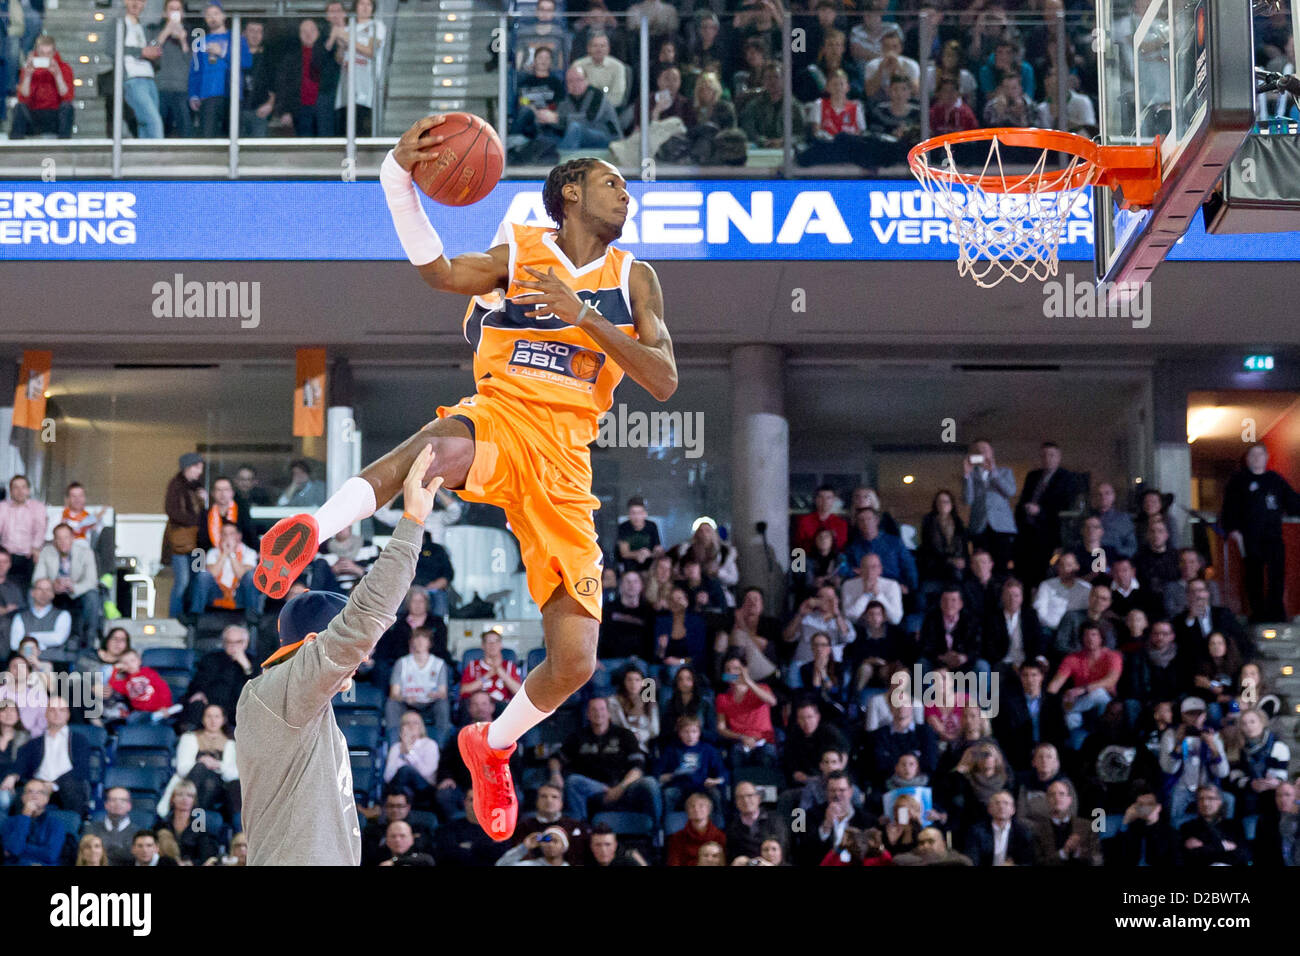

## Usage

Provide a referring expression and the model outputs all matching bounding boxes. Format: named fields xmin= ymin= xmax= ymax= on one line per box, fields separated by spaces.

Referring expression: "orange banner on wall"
xmin=13 ymin=351 xmax=52 ymax=430
xmin=294 ymin=348 xmax=327 ymax=437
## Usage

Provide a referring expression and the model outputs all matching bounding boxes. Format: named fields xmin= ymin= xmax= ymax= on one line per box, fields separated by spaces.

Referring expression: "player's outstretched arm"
xmin=514 ymin=259 xmax=678 ymax=401
xmin=381 ymin=115 xmax=510 ymax=298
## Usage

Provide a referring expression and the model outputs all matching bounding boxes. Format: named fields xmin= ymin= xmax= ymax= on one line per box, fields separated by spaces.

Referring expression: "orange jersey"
xmin=462 ymin=223 xmax=637 ymax=453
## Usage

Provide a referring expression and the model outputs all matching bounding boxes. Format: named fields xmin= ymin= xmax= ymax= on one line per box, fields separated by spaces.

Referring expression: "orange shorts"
xmin=437 ymin=393 xmax=605 ymax=621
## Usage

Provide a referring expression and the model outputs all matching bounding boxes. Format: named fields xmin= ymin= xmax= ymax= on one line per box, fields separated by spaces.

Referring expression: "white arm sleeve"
xmin=379 ymin=149 xmax=445 ymax=266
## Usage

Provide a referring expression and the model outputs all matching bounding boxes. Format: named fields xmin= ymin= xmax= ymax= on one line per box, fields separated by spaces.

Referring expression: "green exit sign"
xmin=1244 ymin=355 xmax=1275 ymax=371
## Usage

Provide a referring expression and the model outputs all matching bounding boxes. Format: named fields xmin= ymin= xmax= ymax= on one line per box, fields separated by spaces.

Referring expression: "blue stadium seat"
xmin=592 ymin=811 xmax=656 ymax=838
xmin=342 ymin=722 xmax=381 ymax=751
xmin=69 ymin=724 xmax=109 ymax=751
xmin=153 ymin=667 xmax=192 ymax=701
xmin=350 ymin=754 xmax=378 ymax=803
xmin=663 ymin=811 xmax=688 ymax=836
xmin=46 ymin=808 xmax=83 ymax=841
xmin=142 ymin=648 xmax=195 ymax=672
xmin=104 ymin=765 xmax=168 ymax=796
xmin=733 ymin=766 xmax=785 ymax=804
xmin=460 ymin=646 xmax=519 ymax=672
xmin=526 ymin=647 xmax=546 ymax=674
xmin=116 ymin=723 xmax=177 ymax=752
xmin=112 ymin=749 xmax=174 ymax=773
xmin=334 ymin=683 xmax=384 ymax=711
xmin=408 ymin=809 xmax=439 ymax=834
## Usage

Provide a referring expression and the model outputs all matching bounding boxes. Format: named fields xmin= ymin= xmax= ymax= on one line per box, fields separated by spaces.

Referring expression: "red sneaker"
xmin=458 ymin=722 xmax=518 ymax=842
xmin=253 ymin=514 xmax=320 ymax=599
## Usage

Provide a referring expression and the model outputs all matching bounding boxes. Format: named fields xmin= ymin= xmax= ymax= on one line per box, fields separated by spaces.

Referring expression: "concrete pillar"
xmin=730 ymin=345 xmax=789 ymax=605
xmin=1152 ymin=442 xmax=1193 ymax=545
xmin=326 ymin=358 xmax=362 ymax=533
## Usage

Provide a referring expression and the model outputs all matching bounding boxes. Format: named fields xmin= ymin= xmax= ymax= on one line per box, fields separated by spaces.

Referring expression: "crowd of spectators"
xmin=502 ymin=0 xmax=1109 ymax=169
xmin=2 ymin=432 xmax=1299 ymax=866
xmin=485 ymin=439 xmax=1298 ymax=867
xmin=1 ymin=0 xmax=386 ymax=140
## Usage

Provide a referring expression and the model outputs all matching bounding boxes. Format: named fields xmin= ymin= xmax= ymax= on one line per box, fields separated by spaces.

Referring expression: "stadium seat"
xmin=342 ymin=722 xmax=381 ymax=751
xmin=408 ymin=810 xmax=439 ymax=834
xmin=70 ymin=724 xmax=109 ymax=751
xmin=734 ymin=766 xmax=785 ymax=805
xmin=47 ymin=809 xmax=83 ymax=841
xmin=153 ymin=667 xmax=193 ymax=701
xmin=334 ymin=683 xmax=384 ymax=711
xmin=663 ymin=811 xmax=688 ymax=837
xmin=591 ymin=811 xmax=656 ymax=838
xmin=105 ymin=765 xmax=169 ymax=796
xmin=113 ymin=749 xmax=175 ymax=773
xmin=142 ymin=647 xmax=196 ymax=672
xmin=350 ymin=754 xmax=378 ymax=804
xmin=526 ymin=647 xmax=546 ymax=674
xmin=115 ymin=723 xmax=178 ymax=752
xmin=132 ymin=796 xmax=159 ymax=820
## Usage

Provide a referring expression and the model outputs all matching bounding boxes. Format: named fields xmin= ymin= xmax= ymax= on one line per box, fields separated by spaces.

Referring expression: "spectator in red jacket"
xmin=929 ymin=76 xmax=977 ymax=135
xmin=795 ymin=484 xmax=849 ymax=552
xmin=666 ymin=791 xmax=726 ymax=865
xmin=11 ymin=35 xmax=75 ymax=139
xmin=109 ymin=648 xmax=174 ymax=717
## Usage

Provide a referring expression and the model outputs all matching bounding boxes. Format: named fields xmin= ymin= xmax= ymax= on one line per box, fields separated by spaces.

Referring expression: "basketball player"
xmin=254 ymin=115 xmax=678 ymax=842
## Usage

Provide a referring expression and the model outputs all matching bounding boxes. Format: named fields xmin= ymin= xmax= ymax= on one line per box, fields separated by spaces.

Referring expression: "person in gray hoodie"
xmin=236 ymin=446 xmax=440 ymax=866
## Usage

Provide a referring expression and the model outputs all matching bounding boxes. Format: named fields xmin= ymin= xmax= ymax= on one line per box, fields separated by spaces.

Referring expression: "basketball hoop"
xmin=907 ymin=128 xmax=1161 ymax=288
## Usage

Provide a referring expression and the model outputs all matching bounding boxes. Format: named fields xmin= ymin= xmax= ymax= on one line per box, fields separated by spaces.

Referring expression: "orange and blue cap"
xmin=261 ymin=590 xmax=348 ymax=667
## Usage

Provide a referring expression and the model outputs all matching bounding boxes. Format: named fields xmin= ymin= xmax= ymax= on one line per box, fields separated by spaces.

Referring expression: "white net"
xmin=912 ymin=136 xmax=1102 ymax=288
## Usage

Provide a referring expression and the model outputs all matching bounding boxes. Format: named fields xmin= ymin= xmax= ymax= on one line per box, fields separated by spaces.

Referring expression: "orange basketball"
xmin=412 ymin=112 xmax=505 ymax=207
xmin=570 ymin=350 xmax=600 ymax=380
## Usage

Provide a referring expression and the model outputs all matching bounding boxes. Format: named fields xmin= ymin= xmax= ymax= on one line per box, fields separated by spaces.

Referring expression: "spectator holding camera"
xmin=495 ymin=824 xmax=572 ymax=866
xmin=151 ymin=0 xmax=192 ymax=136
xmin=9 ymin=34 xmax=72 ymax=139
xmin=1159 ymin=697 xmax=1230 ymax=827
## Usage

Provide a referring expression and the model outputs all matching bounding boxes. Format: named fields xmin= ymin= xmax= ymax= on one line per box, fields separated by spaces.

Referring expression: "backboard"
xmin=1093 ymin=0 xmax=1265 ymax=287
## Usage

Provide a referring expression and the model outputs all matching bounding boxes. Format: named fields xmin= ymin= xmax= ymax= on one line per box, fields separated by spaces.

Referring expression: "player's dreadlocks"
xmin=542 ymin=157 xmax=603 ymax=228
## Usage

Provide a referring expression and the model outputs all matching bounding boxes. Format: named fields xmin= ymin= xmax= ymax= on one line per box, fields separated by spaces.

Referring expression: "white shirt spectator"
xmin=159 ymin=732 xmax=239 ymax=809
xmin=36 ymin=726 xmax=73 ymax=782
xmin=789 ymin=612 xmax=854 ymax=665
xmin=843 ymin=575 xmax=903 ymax=625
xmin=573 ymin=53 xmax=628 ymax=108
xmin=125 ymin=16 xmax=156 ymax=78
xmin=1034 ymin=90 xmax=1097 ymax=132
xmin=10 ymin=605 xmax=72 ymax=651
xmin=1033 ymin=577 xmax=1092 ymax=629
xmin=390 ymin=653 xmax=449 ymax=706
xmin=206 ymin=542 xmax=258 ymax=591
xmin=1001 ymin=609 xmax=1024 ymax=666
xmin=383 ymin=736 xmax=440 ymax=785
xmin=863 ymin=53 xmax=920 ymax=97
xmin=991 ymin=819 xmax=1010 ymax=865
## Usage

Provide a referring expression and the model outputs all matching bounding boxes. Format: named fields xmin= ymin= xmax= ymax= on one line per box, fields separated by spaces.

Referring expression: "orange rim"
xmin=908 ymin=127 xmax=1163 ymax=208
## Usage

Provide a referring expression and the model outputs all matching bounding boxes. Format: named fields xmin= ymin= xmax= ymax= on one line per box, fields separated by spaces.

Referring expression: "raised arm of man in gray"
xmin=237 ymin=446 xmax=442 ymax=866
